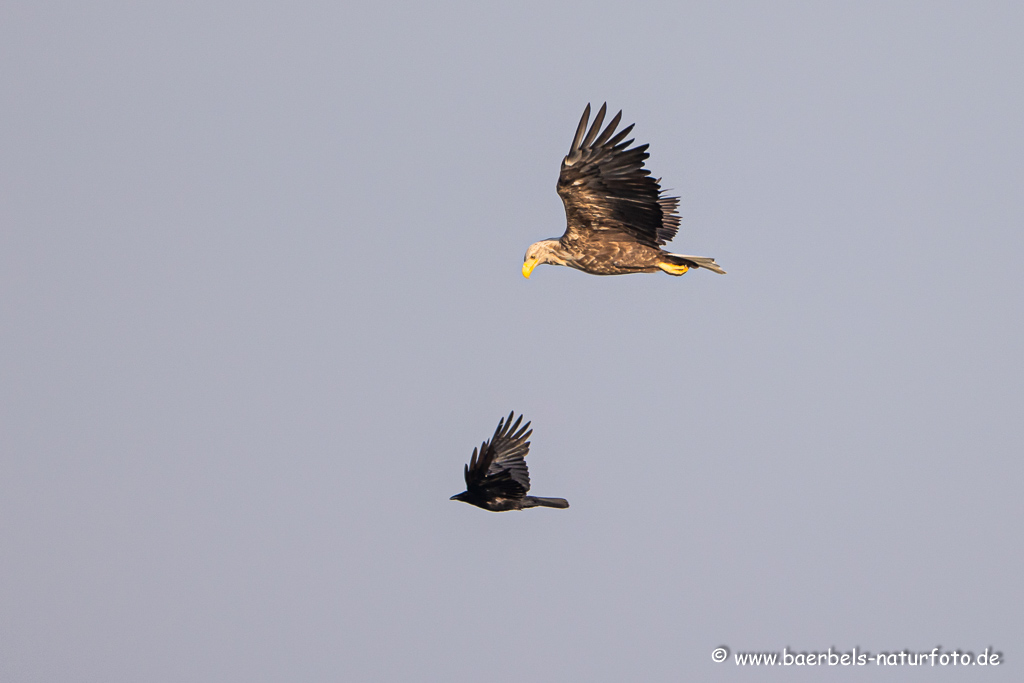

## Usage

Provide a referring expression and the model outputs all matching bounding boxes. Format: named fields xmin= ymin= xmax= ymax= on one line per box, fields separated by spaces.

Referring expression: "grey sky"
xmin=2 ymin=2 xmax=1021 ymax=681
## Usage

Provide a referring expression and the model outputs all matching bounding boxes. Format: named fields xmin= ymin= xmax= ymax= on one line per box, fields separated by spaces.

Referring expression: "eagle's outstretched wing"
xmin=557 ymin=103 xmax=680 ymax=249
xmin=464 ymin=411 xmax=533 ymax=499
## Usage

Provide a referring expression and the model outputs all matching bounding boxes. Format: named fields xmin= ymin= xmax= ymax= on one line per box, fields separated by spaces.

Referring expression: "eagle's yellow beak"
xmin=522 ymin=258 xmax=539 ymax=279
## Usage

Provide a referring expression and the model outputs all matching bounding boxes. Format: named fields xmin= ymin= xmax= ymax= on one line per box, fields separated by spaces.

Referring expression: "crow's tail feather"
xmin=525 ymin=496 xmax=569 ymax=509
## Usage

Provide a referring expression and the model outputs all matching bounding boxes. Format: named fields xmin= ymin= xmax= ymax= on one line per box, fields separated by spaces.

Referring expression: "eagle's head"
xmin=522 ymin=239 xmax=568 ymax=278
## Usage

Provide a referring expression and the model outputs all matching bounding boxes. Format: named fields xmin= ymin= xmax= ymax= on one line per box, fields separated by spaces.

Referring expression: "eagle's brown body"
xmin=556 ymin=232 xmax=685 ymax=276
xmin=522 ymin=104 xmax=725 ymax=278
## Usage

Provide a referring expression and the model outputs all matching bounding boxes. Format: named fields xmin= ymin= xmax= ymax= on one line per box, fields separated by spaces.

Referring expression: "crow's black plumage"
xmin=522 ymin=103 xmax=726 ymax=278
xmin=450 ymin=412 xmax=569 ymax=512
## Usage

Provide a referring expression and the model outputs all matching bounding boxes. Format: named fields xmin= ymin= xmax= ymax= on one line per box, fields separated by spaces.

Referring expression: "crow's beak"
xmin=449 ymin=494 xmax=459 ymax=500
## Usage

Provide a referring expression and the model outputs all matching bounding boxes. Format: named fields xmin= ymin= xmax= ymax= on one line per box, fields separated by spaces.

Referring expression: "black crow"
xmin=450 ymin=412 xmax=569 ymax=512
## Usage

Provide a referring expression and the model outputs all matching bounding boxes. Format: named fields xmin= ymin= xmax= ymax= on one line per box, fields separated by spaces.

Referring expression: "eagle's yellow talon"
xmin=657 ymin=262 xmax=689 ymax=276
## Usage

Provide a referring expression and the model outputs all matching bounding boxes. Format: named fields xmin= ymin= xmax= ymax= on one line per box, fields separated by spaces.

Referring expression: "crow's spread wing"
xmin=557 ymin=103 xmax=680 ymax=249
xmin=464 ymin=411 xmax=533 ymax=498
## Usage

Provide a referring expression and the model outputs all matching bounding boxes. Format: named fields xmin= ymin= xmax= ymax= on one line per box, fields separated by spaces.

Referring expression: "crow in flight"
xmin=450 ymin=412 xmax=569 ymax=512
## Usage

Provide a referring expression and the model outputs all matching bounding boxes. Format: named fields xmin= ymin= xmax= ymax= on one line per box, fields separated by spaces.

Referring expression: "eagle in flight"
xmin=522 ymin=103 xmax=725 ymax=278
xmin=450 ymin=412 xmax=569 ymax=512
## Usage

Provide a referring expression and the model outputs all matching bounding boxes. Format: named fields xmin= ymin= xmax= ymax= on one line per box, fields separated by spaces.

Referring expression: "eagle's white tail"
xmin=666 ymin=253 xmax=726 ymax=275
